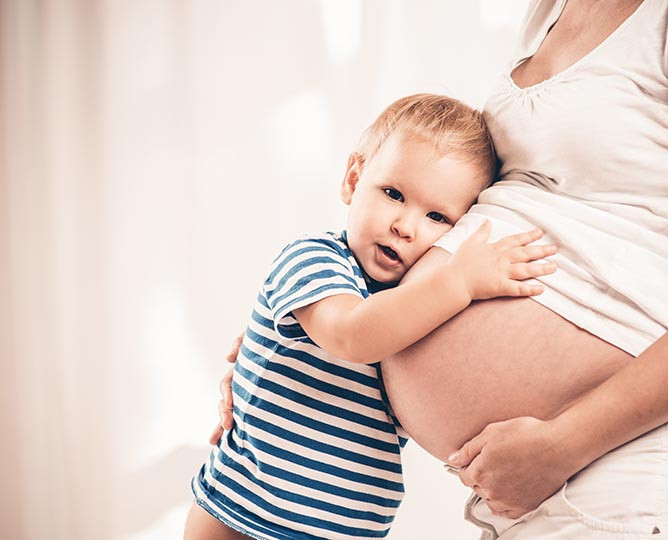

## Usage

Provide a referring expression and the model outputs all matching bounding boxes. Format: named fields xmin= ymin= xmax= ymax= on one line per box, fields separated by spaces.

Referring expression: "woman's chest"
xmin=511 ymin=0 xmax=645 ymax=89
xmin=484 ymin=32 xmax=668 ymax=200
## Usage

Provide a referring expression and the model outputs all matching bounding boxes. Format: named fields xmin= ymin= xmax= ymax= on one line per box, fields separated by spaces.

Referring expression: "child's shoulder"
xmin=275 ymin=231 xmax=352 ymax=260
xmin=267 ymin=230 xmax=359 ymax=282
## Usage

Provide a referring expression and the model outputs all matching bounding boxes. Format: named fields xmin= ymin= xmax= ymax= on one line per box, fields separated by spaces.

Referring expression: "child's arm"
xmin=294 ymin=221 xmax=557 ymax=364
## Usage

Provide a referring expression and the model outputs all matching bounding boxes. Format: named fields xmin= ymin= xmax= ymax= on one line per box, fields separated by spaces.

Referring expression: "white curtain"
xmin=0 ymin=1 xmax=526 ymax=538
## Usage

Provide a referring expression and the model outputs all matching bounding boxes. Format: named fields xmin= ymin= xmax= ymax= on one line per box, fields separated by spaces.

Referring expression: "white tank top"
xmin=435 ymin=0 xmax=668 ymax=355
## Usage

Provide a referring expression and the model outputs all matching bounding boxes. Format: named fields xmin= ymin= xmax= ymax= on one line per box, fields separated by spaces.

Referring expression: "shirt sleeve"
xmin=263 ymin=237 xmax=365 ymax=341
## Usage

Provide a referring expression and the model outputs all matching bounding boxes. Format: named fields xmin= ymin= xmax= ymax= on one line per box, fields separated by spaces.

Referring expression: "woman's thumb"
xmin=448 ymin=434 xmax=484 ymax=467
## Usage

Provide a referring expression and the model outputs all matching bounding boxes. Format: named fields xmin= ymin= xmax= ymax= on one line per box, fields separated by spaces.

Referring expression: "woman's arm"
xmin=450 ymin=332 xmax=668 ymax=518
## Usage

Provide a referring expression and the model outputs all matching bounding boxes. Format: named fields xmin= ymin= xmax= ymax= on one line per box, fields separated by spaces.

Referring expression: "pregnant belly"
xmin=381 ymin=296 xmax=631 ymax=462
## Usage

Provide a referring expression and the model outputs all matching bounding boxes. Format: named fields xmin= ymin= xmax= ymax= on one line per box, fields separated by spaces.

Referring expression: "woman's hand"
xmin=208 ymin=334 xmax=243 ymax=445
xmin=449 ymin=333 xmax=668 ymax=519
xmin=448 ymin=416 xmax=574 ymax=518
xmin=448 ymin=221 xmax=558 ymax=301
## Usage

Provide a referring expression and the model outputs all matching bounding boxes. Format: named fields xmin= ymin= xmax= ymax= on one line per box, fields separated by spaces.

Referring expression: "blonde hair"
xmin=356 ymin=93 xmax=497 ymax=184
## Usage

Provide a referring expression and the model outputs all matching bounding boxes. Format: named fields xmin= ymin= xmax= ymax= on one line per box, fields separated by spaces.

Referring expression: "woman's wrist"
xmin=546 ymin=405 xmax=605 ymax=479
xmin=546 ymin=333 xmax=668 ymax=479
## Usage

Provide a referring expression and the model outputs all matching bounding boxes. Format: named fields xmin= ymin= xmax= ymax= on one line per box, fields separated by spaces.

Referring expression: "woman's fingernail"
xmin=448 ymin=452 xmax=460 ymax=463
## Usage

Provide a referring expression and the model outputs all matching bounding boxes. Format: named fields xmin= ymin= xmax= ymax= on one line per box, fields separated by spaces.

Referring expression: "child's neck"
xmin=363 ymin=274 xmax=396 ymax=294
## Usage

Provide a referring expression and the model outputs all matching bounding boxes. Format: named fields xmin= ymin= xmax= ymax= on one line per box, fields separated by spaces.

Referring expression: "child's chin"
xmin=366 ymin=270 xmax=403 ymax=287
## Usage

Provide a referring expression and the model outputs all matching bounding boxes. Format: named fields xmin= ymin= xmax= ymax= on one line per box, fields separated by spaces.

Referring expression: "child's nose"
xmin=391 ymin=215 xmax=416 ymax=240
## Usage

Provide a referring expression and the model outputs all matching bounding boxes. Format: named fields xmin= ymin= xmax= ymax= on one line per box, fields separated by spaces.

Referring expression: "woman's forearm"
xmin=443 ymin=331 xmax=666 ymax=517
xmin=552 ymin=331 xmax=668 ymax=475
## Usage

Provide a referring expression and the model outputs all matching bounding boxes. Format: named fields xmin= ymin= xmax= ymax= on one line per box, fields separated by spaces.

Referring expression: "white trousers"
xmin=464 ymin=424 xmax=668 ymax=540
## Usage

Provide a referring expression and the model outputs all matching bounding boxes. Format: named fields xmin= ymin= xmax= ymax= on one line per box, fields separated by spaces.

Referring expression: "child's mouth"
xmin=379 ymin=244 xmax=401 ymax=263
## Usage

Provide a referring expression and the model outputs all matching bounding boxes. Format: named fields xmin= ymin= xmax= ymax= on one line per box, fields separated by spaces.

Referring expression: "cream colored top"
xmin=435 ymin=0 xmax=668 ymax=355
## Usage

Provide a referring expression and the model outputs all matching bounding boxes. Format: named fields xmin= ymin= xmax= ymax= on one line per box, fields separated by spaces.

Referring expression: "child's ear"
xmin=341 ymin=153 xmax=363 ymax=205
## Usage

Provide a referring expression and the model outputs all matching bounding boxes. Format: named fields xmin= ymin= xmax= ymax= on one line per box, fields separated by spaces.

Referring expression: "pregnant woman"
xmin=216 ymin=1 xmax=668 ymax=538
xmin=382 ymin=0 xmax=668 ymax=537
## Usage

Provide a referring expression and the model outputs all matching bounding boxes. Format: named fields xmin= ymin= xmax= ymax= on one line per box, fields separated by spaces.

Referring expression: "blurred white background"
xmin=1 ymin=1 xmax=528 ymax=538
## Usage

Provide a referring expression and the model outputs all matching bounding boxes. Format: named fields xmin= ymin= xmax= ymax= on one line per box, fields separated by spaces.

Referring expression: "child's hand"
xmin=449 ymin=220 xmax=557 ymax=301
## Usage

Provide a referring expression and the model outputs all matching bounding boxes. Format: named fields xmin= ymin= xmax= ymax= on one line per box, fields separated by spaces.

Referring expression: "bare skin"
xmin=184 ymin=503 xmax=248 ymax=540
xmin=381 ymin=248 xmax=632 ymax=461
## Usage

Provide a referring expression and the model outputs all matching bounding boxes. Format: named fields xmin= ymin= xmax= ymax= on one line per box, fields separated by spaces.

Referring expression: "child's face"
xmin=341 ymin=130 xmax=485 ymax=284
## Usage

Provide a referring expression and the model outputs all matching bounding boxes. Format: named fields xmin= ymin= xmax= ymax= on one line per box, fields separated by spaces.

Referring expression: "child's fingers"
xmin=524 ymin=282 xmax=544 ymax=296
xmin=467 ymin=219 xmax=492 ymax=243
xmin=505 ymin=281 xmax=545 ymax=297
xmin=509 ymin=262 xmax=557 ymax=280
xmin=508 ymin=243 xmax=558 ymax=263
xmin=495 ymin=228 xmax=544 ymax=250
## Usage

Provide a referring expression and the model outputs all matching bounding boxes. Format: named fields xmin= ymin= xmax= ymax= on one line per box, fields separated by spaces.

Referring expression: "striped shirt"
xmin=193 ymin=231 xmax=407 ymax=540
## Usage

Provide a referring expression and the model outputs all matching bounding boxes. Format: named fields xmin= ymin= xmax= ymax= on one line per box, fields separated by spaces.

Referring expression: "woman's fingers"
xmin=209 ymin=333 xmax=244 ymax=445
xmin=209 ymin=424 xmax=223 ymax=445
xmin=452 ymin=417 xmax=567 ymax=516
xmin=219 ymin=332 xmax=243 ymax=430
xmin=226 ymin=333 xmax=243 ymax=363
xmin=449 ymin=431 xmax=487 ymax=468
xmin=219 ymin=366 xmax=233 ymax=396
xmin=218 ymin=367 xmax=235 ymax=430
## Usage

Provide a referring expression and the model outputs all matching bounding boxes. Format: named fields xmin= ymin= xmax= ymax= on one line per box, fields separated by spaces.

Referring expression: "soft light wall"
xmin=0 ymin=1 xmax=528 ymax=538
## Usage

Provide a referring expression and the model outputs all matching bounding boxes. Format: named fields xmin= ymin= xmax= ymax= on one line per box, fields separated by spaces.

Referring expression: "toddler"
xmin=185 ymin=94 xmax=557 ymax=540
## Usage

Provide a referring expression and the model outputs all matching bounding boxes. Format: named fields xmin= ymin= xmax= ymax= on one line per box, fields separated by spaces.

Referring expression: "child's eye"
xmin=427 ymin=211 xmax=449 ymax=224
xmin=383 ymin=188 xmax=404 ymax=202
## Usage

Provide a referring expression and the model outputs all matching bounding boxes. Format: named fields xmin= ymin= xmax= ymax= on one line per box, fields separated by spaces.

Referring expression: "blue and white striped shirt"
xmin=193 ymin=231 xmax=407 ymax=540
